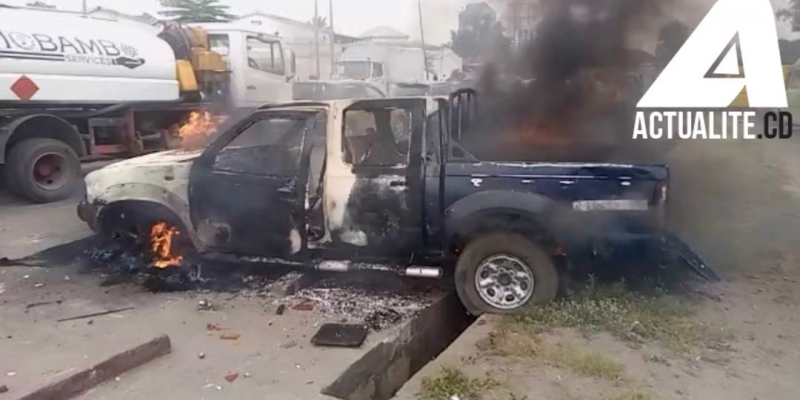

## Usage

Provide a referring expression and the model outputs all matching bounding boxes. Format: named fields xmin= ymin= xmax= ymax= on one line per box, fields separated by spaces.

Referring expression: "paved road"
xmin=0 ymin=160 xmax=114 ymax=260
xmin=0 ymin=191 xmax=91 ymax=260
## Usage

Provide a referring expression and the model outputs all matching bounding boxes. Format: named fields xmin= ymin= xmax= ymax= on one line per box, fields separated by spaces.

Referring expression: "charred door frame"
xmin=188 ymin=109 xmax=322 ymax=257
xmin=322 ymin=98 xmax=427 ymax=260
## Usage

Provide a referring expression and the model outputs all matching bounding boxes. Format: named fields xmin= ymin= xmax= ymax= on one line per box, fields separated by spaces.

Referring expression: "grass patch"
xmin=548 ymin=343 xmax=626 ymax=381
xmin=417 ymin=367 xmax=500 ymax=400
xmin=510 ymin=279 xmax=713 ymax=351
xmin=484 ymin=329 xmax=626 ymax=381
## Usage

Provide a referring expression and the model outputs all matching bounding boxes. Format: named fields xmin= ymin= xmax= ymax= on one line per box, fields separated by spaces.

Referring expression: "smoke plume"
xmin=463 ymin=0 xmax=673 ymax=163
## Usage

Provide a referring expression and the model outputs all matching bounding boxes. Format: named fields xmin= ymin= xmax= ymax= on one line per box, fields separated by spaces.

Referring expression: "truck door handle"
xmin=247 ymin=85 xmax=257 ymax=90
xmin=389 ymin=180 xmax=406 ymax=188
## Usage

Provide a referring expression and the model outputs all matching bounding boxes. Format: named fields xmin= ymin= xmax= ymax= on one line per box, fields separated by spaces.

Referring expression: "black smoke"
xmin=462 ymin=0 xmax=671 ymax=163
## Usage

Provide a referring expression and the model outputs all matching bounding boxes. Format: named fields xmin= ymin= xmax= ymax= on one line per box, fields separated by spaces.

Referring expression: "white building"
xmin=345 ymin=26 xmax=463 ymax=81
xmin=358 ymin=26 xmax=410 ymax=43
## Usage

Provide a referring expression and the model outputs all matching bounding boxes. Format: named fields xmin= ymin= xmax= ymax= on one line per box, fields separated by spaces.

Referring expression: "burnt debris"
xmin=10 ymin=236 xmax=442 ymax=332
xmin=285 ymin=274 xmax=441 ymax=331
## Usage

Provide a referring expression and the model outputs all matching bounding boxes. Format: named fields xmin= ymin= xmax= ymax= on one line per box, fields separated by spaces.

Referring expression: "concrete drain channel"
xmin=322 ymin=292 xmax=476 ymax=400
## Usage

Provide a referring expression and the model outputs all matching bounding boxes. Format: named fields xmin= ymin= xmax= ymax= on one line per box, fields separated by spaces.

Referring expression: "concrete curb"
xmin=322 ymin=292 xmax=475 ymax=400
xmin=15 ymin=334 xmax=171 ymax=400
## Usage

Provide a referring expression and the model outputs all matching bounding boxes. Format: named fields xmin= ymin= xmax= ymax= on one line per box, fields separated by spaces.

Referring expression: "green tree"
xmin=655 ymin=20 xmax=689 ymax=71
xmin=26 ymin=1 xmax=56 ymax=9
xmin=774 ymin=0 xmax=800 ymax=31
xmin=310 ymin=16 xmax=328 ymax=29
xmin=450 ymin=3 xmax=511 ymax=65
xmin=159 ymin=0 xmax=234 ymax=23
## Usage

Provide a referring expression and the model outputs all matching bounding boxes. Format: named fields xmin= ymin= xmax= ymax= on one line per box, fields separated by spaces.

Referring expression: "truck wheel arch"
xmin=93 ymin=183 xmax=201 ymax=251
xmin=444 ymin=190 xmax=558 ymax=252
xmin=0 ymin=114 xmax=85 ymax=164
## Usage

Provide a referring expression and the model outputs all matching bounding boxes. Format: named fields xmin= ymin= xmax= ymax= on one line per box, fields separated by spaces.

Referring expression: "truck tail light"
xmin=653 ymin=180 xmax=668 ymax=227
xmin=654 ymin=180 xmax=668 ymax=205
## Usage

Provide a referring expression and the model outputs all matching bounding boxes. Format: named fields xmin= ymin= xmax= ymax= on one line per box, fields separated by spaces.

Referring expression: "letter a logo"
xmin=639 ymin=0 xmax=787 ymax=108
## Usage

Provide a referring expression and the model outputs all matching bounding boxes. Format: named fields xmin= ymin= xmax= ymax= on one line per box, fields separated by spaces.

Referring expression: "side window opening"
xmin=214 ymin=117 xmax=307 ymax=176
xmin=343 ymin=108 xmax=412 ymax=167
xmin=209 ymin=34 xmax=230 ymax=57
xmin=373 ymin=62 xmax=384 ymax=78
xmin=247 ymin=36 xmax=286 ymax=75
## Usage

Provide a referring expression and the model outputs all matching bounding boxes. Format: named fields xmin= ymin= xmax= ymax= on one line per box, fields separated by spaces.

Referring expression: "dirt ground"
xmin=3 ymin=131 xmax=799 ymax=400
xmin=399 ymin=136 xmax=800 ymax=400
xmin=0 ymin=193 xmax=90 ymax=260
xmin=0 ymin=159 xmax=114 ymax=259
xmin=0 ymin=237 xmax=443 ymax=399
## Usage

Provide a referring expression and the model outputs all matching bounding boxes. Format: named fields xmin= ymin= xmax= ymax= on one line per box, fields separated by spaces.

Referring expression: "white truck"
xmin=0 ymin=7 xmax=296 ymax=203
xmin=334 ymin=43 xmax=428 ymax=96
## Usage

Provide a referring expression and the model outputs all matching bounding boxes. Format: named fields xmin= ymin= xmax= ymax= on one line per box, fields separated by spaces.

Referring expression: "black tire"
xmin=99 ymin=203 xmax=196 ymax=257
xmin=4 ymin=138 xmax=81 ymax=203
xmin=455 ymin=233 xmax=558 ymax=315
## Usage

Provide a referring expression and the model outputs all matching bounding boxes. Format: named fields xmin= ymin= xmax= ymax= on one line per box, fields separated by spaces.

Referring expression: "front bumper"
xmin=77 ymin=200 xmax=100 ymax=232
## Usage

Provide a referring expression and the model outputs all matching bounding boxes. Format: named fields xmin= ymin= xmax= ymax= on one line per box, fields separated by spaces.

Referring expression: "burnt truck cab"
xmin=79 ymin=91 xmax=716 ymax=315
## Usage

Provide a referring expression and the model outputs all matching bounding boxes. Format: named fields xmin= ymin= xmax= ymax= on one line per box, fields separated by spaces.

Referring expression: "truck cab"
xmin=333 ymin=61 xmax=387 ymax=93
xmin=194 ymin=24 xmax=297 ymax=108
xmin=81 ymin=91 xmax=716 ymax=315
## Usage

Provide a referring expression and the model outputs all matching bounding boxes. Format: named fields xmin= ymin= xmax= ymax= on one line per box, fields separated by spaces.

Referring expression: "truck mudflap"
xmin=660 ymin=232 xmax=721 ymax=282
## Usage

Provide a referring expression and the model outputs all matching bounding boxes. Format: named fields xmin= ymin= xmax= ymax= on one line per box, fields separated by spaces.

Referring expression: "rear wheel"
xmin=4 ymin=138 xmax=81 ymax=203
xmin=455 ymin=233 xmax=558 ymax=315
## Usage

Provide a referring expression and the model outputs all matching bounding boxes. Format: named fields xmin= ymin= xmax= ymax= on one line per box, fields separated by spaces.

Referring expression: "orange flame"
xmin=150 ymin=221 xmax=183 ymax=269
xmin=178 ymin=111 xmax=226 ymax=151
xmin=513 ymin=122 xmax=572 ymax=146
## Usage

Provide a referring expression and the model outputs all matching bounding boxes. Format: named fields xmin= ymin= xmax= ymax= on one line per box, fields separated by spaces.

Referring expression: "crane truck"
xmin=0 ymin=7 xmax=296 ymax=203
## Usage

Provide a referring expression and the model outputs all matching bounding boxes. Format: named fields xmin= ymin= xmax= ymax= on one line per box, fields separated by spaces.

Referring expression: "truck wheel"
xmin=5 ymin=138 xmax=81 ymax=203
xmin=455 ymin=233 xmax=558 ymax=315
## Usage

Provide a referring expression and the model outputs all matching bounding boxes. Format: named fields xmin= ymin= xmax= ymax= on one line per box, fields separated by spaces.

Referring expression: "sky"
xmin=3 ymin=0 xmax=800 ymax=45
xmin=0 ymin=0 xmax=469 ymax=44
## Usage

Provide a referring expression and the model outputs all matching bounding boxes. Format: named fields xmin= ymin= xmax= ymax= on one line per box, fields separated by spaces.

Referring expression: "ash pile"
xmin=285 ymin=273 xmax=443 ymax=331
xmin=82 ymin=238 xmax=291 ymax=293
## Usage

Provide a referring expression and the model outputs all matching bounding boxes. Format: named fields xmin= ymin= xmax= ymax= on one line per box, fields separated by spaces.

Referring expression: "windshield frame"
xmin=198 ymin=109 xmax=323 ymax=168
xmin=336 ymin=61 xmax=376 ymax=80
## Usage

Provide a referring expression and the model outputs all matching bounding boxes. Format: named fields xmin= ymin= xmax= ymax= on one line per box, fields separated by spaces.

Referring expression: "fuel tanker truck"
xmin=0 ymin=6 xmax=296 ymax=203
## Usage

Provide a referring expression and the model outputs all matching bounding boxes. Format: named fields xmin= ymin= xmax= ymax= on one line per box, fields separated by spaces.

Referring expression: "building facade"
xmin=492 ymin=0 xmax=541 ymax=48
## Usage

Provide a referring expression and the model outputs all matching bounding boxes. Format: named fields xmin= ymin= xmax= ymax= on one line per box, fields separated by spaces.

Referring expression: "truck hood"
xmin=85 ymin=150 xmax=202 ymax=205
xmin=101 ymin=150 xmax=203 ymax=170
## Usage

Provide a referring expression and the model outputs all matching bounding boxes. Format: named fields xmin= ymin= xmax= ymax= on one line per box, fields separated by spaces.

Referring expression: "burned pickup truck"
xmin=78 ymin=91 xmax=716 ymax=315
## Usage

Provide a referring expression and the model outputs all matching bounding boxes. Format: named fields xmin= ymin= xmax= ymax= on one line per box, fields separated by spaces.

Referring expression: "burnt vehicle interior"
xmin=331 ymin=99 xmax=425 ymax=258
xmin=189 ymin=109 xmax=326 ymax=257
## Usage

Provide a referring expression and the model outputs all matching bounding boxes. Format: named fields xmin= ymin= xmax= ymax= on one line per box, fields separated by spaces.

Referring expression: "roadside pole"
xmin=418 ymin=0 xmax=429 ymax=81
xmin=314 ymin=0 xmax=321 ymax=79
xmin=330 ymin=0 xmax=336 ymax=79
